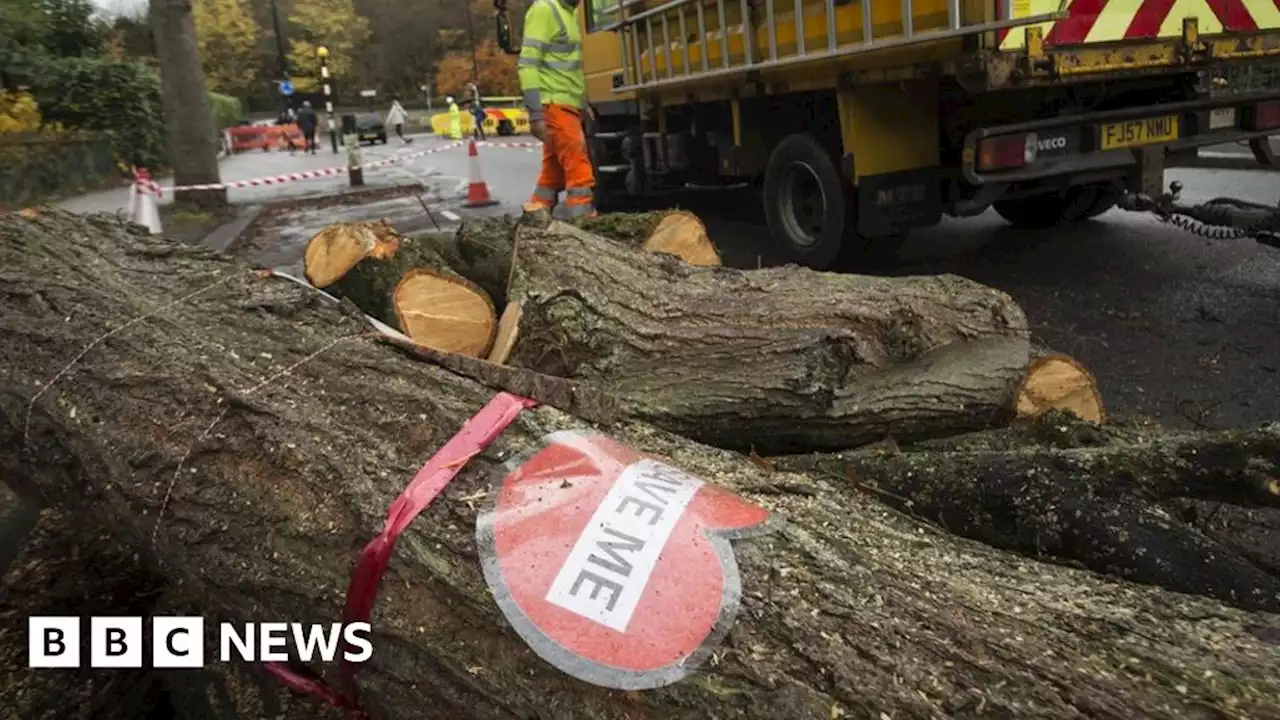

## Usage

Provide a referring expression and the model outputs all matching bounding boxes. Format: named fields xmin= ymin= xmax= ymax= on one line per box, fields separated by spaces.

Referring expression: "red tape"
xmin=264 ymin=391 xmax=537 ymax=717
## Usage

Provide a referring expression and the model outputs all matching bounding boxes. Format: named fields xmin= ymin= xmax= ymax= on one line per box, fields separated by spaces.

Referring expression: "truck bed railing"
xmin=605 ymin=0 xmax=1068 ymax=94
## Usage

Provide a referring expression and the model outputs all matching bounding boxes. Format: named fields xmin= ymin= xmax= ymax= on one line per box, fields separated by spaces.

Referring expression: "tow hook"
xmin=1118 ymin=181 xmax=1280 ymax=246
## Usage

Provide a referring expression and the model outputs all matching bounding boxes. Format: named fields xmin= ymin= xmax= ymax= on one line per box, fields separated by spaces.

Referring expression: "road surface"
xmin=60 ymin=132 xmax=1280 ymax=431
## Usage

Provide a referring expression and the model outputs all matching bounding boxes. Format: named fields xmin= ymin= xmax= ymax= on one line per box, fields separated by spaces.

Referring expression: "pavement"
xmin=56 ymin=130 xmax=1280 ymax=432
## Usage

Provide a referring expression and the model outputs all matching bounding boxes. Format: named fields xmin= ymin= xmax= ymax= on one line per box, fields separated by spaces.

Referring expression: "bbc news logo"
xmin=28 ymin=616 xmax=373 ymax=668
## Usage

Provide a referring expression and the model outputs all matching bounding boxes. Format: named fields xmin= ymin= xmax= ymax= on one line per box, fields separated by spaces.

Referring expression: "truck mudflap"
xmin=1117 ymin=180 xmax=1280 ymax=247
xmin=961 ymin=90 xmax=1280 ymax=189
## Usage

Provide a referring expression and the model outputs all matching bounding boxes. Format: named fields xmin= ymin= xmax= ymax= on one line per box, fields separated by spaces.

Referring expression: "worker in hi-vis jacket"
xmin=518 ymin=0 xmax=596 ymax=217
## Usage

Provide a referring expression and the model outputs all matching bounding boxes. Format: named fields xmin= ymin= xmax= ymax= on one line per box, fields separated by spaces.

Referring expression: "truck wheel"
xmin=763 ymin=133 xmax=848 ymax=269
xmin=992 ymin=186 xmax=1105 ymax=229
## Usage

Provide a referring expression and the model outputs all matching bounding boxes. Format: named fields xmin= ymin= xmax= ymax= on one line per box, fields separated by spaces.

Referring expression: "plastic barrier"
xmin=227 ymin=124 xmax=306 ymax=153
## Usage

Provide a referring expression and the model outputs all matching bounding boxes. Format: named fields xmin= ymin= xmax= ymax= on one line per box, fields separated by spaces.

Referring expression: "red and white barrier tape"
xmin=133 ymin=139 xmax=537 ymax=195
xmin=361 ymin=140 xmax=466 ymax=171
xmin=478 ymin=140 xmax=542 ymax=150
xmin=131 ymin=167 xmax=164 ymax=198
xmin=161 ymin=165 xmax=350 ymax=192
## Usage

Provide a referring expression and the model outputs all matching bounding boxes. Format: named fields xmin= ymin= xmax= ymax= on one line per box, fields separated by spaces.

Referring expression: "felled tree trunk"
xmin=777 ymin=415 xmax=1280 ymax=612
xmin=455 ymin=211 xmax=721 ymax=306
xmin=505 ymin=221 xmax=1037 ymax=453
xmin=303 ymin=224 xmax=497 ymax=357
xmin=3 ymin=210 xmax=1278 ymax=720
xmin=0 ymin=508 xmax=169 ymax=720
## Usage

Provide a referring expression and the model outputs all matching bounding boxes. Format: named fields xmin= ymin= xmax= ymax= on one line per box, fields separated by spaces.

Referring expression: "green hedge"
xmin=208 ymin=91 xmax=242 ymax=131
xmin=0 ymin=131 xmax=118 ymax=207
xmin=31 ymin=57 xmax=167 ymax=170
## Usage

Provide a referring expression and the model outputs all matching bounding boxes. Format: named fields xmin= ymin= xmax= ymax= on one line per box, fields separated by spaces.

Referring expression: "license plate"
xmin=1099 ymin=115 xmax=1179 ymax=150
xmin=1209 ymin=107 xmax=1236 ymax=130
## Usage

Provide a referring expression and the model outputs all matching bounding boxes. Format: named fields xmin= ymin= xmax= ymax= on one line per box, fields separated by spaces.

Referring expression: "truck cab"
xmin=500 ymin=0 xmax=1280 ymax=268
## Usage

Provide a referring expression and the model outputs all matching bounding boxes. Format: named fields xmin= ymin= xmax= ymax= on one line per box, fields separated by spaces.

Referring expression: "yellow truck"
xmin=496 ymin=0 xmax=1280 ymax=268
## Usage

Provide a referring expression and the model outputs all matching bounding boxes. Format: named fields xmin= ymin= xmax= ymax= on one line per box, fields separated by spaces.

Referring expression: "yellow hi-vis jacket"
xmin=518 ymin=0 xmax=584 ymax=122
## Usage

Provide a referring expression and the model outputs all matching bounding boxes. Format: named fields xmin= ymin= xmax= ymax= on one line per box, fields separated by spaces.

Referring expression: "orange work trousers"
xmin=525 ymin=104 xmax=596 ymax=217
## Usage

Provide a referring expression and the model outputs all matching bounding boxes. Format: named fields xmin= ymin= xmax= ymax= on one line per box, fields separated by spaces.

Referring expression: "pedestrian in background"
xmin=447 ymin=96 xmax=462 ymax=140
xmin=296 ymin=101 xmax=319 ymax=154
xmin=276 ymin=105 xmax=299 ymax=153
xmin=387 ymin=95 xmax=412 ymax=144
xmin=471 ymin=97 xmax=487 ymax=141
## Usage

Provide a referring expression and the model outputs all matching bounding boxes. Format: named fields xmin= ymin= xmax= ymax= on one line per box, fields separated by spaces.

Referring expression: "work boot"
xmin=519 ymin=205 xmax=553 ymax=229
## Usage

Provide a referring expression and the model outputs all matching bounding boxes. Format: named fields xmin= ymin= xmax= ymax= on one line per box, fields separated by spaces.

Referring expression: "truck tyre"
xmin=763 ymin=133 xmax=848 ymax=269
xmin=992 ymin=185 xmax=1107 ymax=229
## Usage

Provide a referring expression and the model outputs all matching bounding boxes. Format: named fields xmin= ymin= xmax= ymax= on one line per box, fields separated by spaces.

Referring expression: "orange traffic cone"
xmin=465 ymin=140 xmax=498 ymax=208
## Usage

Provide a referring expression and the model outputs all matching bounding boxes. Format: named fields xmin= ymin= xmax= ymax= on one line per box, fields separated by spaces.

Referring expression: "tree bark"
xmin=149 ymin=0 xmax=225 ymax=207
xmin=453 ymin=212 xmax=720 ymax=307
xmin=777 ymin=416 xmax=1280 ymax=612
xmin=0 ymin=506 xmax=338 ymax=720
xmin=506 ymin=221 xmax=1035 ymax=453
xmin=3 ymin=210 xmax=1279 ymax=720
xmin=0 ymin=509 xmax=169 ymax=720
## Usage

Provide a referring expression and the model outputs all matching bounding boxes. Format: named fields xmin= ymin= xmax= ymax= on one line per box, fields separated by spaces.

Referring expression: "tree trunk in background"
xmin=149 ymin=0 xmax=225 ymax=207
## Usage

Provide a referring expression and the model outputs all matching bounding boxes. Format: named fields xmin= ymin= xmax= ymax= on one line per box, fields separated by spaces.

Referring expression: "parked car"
xmin=354 ymin=112 xmax=387 ymax=145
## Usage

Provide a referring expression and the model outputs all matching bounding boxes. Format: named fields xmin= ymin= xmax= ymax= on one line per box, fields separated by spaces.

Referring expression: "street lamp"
xmin=270 ymin=0 xmax=290 ymax=116
xmin=316 ymin=46 xmax=338 ymax=154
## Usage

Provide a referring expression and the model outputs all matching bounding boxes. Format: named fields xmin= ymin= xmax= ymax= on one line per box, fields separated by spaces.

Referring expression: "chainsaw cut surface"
xmin=1016 ymin=354 xmax=1105 ymax=424
xmin=392 ymin=268 xmax=496 ymax=358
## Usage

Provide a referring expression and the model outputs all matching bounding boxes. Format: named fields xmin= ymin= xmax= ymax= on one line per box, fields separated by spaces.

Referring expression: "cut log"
xmin=303 ymin=226 xmax=499 ymax=357
xmin=302 ymin=220 xmax=402 ymax=289
xmin=4 ymin=211 xmax=1279 ymax=720
xmin=318 ymin=231 xmax=465 ymax=329
xmin=454 ymin=211 xmax=721 ymax=307
xmin=392 ymin=269 xmax=496 ymax=358
xmin=505 ymin=220 xmax=1036 ymax=453
xmin=1016 ymin=353 xmax=1105 ymax=423
xmin=486 ymin=301 xmax=522 ymax=365
xmin=778 ymin=412 xmax=1280 ymax=613
xmin=583 ymin=210 xmax=720 ymax=267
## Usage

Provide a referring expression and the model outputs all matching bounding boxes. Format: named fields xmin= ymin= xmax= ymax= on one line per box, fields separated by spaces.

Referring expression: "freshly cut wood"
xmin=454 ymin=211 xmax=721 ymax=307
xmin=619 ymin=210 xmax=719 ymax=266
xmin=392 ymin=269 xmax=496 ymax=358
xmin=486 ymin=301 xmax=522 ymax=365
xmin=5 ymin=211 xmax=1280 ymax=719
xmin=505 ymin=220 xmax=1036 ymax=453
xmin=319 ymin=230 xmax=465 ymax=330
xmin=303 ymin=220 xmax=401 ymax=289
xmin=1016 ymin=353 xmax=1105 ymax=423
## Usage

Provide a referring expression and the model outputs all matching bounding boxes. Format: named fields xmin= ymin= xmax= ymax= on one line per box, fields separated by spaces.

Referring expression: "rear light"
xmin=977 ymin=133 xmax=1037 ymax=171
xmin=1249 ymin=101 xmax=1280 ymax=131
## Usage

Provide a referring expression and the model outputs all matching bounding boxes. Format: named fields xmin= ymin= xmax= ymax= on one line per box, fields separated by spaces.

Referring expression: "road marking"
xmin=441 ymin=210 xmax=460 ymax=222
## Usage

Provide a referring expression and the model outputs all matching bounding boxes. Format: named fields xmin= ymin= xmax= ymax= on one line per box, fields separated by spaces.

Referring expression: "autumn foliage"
xmin=193 ymin=0 xmax=261 ymax=97
xmin=434 ymin=39 xmax=519 ymax=98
